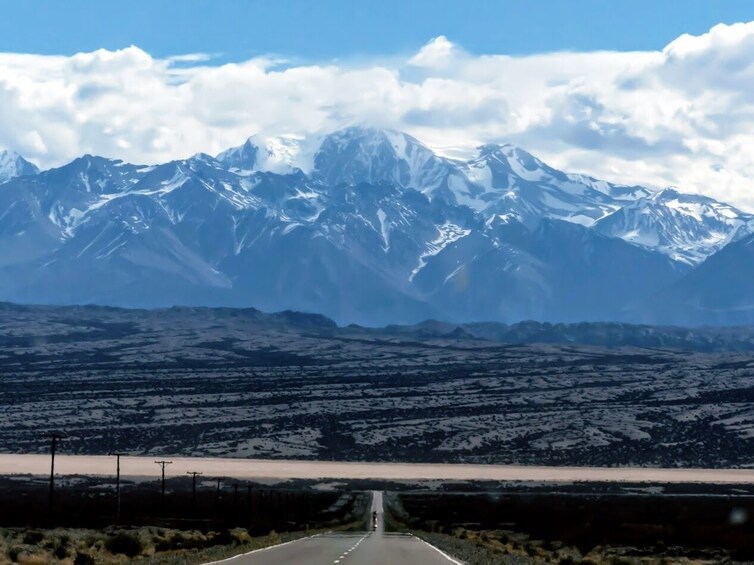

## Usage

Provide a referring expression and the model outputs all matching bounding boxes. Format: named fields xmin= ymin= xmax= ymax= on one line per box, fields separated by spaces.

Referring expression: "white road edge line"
xmin=202 ymin=532 xmax=326 ymax=564
xmin=414 ymin=535 xmax=465 ymax=565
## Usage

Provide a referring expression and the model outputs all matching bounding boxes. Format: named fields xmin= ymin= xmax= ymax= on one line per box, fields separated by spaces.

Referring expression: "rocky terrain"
xmin=3 ymin=303 xmax=754 ymax=467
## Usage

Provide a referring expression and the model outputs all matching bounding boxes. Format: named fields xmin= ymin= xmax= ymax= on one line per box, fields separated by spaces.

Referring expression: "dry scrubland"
xmin=3 ymin=304 xmax=754 ymax=467
xmin=0 ymin=475 xmax=369 ymax=564
xmin=0 ymin=527 xmax=321 ymax=565
xmin=387 ymin=491 xmax=754 ymax=565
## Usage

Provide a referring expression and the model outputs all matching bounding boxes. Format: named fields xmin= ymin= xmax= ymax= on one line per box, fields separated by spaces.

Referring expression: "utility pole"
xmin=109 ymin=453 xmax=126 ymax=521
xmin=46 ymin=433 xmax=66 ymax=513
xmin=214 ymin=477 xmax=222 ymax=503
xmin=187 ymin=472 xmax=202 ymax=511
xmin=155 ymin=460 xmax=172 ymax=505
xmin=233 ymin=484 xmax=239 ymax=524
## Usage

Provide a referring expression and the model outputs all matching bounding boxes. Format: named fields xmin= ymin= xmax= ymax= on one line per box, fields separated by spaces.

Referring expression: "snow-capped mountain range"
xmin=1 ymin=127 xmax=753 ymax=326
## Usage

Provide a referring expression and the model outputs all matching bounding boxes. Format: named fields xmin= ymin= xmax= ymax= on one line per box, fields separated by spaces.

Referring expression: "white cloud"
xmin=407 ymin=35 xmax=459 ymax=69
xmin=1 ymin=24 xmax=754 ymax=209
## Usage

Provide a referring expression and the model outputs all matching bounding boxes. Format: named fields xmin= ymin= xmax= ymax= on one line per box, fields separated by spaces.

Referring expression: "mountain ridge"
xmin=0 ymin=127 xmax=751 ymax=326
xmin=4 ymin=300 xmax=754 ymax=352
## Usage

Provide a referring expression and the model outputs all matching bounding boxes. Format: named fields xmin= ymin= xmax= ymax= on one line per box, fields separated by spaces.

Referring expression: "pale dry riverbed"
xmin=3 ymin=454 xmax=754 ymax=484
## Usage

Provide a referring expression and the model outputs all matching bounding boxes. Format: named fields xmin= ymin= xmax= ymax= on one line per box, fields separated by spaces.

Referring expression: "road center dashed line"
xmin=333 ymin=531 xmax=370 ymax=563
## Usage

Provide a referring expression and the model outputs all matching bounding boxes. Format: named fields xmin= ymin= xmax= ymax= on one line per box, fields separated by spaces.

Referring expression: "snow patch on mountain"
xmin=376 ymin=208 xmax=390 ymax=251
xmin=410 ymin=223 xmax=471 ymax=281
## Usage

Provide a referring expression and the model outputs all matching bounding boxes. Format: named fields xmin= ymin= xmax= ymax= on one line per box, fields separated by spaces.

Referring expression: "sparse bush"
xmin=155 ymin=530 xmax=206 ymax=551
xmin=73 ymin=552 xmax=94 ymax=565
xmin=610 ymin=557 xmax=636 ymax=565
xmin=53 ymin=543 xmax=68 ymax=560
xmin=6 ymin=546 xmax=21 ymax=562
xmin=229 ymin=528 xmax=251 ymax=545
xmin=21 ymin=532 xmax=43 ymax=546
xmin=104 ymin=532 xmax=143 ymax=558
xmin=82 ymin=535 xmax=99 ymax=548
xmin=206 ymin=530 xmax=234 ymax=548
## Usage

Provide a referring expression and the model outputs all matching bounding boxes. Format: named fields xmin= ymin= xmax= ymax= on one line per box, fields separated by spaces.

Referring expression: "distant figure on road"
xmin=373 ymin=510 xmax=378 ymax=530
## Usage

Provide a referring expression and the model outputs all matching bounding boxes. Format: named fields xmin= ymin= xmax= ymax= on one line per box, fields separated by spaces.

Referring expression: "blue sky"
xmin=1 ymin=0 xmax=754 ymax=61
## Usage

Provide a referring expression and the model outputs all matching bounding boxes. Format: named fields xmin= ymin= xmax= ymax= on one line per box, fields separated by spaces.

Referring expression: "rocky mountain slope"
xmin=1 ymin=127 xmax=752 ymax=325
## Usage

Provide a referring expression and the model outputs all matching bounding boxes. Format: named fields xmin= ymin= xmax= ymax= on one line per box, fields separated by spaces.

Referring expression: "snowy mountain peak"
xmin=595 ymin=186 xmax=754 ymax=265
xmin=473 ymin=143 xmax=549 ymax=171
xmin=36 ymin=154 xmax=147 ymax=201
xmin=652 ymin=186 xmax=682 ymax=200
xmin=216 ymin=134 xmax=307 ymax=175
xmin=313 ymin=126 xmax=452 ymax=190
xmin=216 ymin=138 xmax=259 ymax=173
xmin=186 ymin=152 xmax=222 ymax=169
xmin=0 ymin=150 xmax=40 ymax=184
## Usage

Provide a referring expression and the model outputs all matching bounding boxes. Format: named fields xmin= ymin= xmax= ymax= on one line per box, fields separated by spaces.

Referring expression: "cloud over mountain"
xmin=2 ymin=22 xmax=754 ymax=208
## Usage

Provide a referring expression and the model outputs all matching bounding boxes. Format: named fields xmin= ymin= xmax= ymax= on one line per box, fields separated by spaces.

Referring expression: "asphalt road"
xmin=210 ymin=491 xmax=459 ymax=565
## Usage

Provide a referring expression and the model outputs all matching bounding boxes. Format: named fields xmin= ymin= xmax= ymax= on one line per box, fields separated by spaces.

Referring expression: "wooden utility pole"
xmin=109 ymin=453 xmax=126 ymax=521
xmin=155 ymin=460 xmax=173 ymax=505
xmin=214 ymin=477 xmax=222 ymax=503
xmin=46 ymin=433 xmax=65 ymax=512
xmin=187 ymin=472 xmax=202 ymax=511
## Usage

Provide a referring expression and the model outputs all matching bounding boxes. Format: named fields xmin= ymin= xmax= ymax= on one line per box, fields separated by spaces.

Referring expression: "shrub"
xmin=53 ymin=543 xmax=68 ymax=560
xmin=104 ymin=532 xmax=143 ymax=558
xmin=229 ymin=528 xmax=251 ymax=545
xmin=21 ymin=532 xmax=43 ymax=546
xmin=155 ymin=531 xmax=206 ymax=551
xmin=74 ymin=552 xmax=94 ymax=565
xmin=206 ymin=530 xmax=234 ymax=547
xmin=7 ymin=546 xmax=22 ymax=562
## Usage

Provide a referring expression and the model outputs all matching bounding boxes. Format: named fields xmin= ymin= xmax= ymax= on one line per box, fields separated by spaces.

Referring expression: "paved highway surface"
xmin=208 ymin=491 xmax=460 ymax=565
